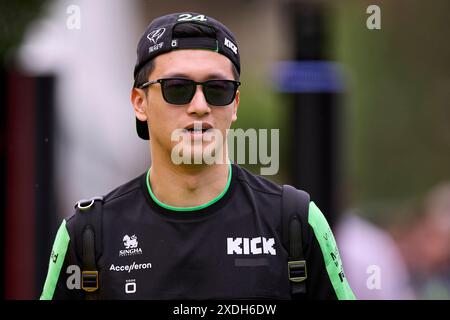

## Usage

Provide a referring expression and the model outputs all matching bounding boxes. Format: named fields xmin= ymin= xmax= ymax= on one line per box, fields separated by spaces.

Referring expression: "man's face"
xmin=133 ymin=49 xmax=239 ymax=164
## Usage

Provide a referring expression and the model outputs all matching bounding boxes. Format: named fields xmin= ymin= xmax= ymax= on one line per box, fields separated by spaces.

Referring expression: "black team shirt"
xmin=41 ymin=164 xmax=355 ymax=300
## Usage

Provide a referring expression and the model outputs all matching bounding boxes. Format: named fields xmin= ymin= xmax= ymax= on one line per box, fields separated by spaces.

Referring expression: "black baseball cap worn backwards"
xmin=133 ymin=12 xmax=241 ymax=140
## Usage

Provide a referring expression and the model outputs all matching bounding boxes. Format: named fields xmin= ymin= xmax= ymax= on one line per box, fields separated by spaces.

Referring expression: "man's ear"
xmin=231 ymin=90 xmax=240 ymax=122
xmin=131 ymin=87 xmax=148 ymax=121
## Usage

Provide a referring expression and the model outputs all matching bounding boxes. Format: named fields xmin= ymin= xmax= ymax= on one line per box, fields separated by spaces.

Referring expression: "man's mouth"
xmin=183 ymin=122 xmax=213 ymax=134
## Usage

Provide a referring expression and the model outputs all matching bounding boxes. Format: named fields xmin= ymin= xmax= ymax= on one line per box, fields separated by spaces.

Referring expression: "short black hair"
xmin=134 ymin=22 xmax=240 ymax=88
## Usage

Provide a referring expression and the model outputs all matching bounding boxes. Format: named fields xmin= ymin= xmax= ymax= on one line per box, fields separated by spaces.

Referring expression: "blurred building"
xmin=18 ymin=0 xmax=149 ymax=220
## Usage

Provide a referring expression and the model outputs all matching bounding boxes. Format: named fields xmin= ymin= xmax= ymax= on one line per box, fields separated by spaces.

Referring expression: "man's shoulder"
xmin=101 ymin=172 xmax=147 ymax=206
xmin=234 ymin=164 xmax=282 ymax=197
xmin=65 ymin=172 xmax=147 ymax=230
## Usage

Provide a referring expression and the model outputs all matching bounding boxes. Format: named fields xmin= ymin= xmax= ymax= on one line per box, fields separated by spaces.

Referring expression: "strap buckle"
xmin=288 ymin=260 xmax=307 ymax=283
xmin=75 ymin=196 xmax=104 ymax=210
xmin=81 ymin=270 xmax=99 ymax=292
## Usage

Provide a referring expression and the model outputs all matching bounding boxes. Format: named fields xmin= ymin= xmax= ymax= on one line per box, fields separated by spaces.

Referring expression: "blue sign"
xmin=271 ymin=61 xmax=345 ymax=93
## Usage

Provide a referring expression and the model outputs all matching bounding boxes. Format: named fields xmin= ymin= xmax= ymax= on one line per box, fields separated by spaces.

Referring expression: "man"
xmin=40 ymin=12 xmax=355 ymax=300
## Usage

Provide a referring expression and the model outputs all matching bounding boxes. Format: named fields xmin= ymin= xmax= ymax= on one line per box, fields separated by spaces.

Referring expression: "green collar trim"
xmin=146 ymin=163 xmax=232 ymax=212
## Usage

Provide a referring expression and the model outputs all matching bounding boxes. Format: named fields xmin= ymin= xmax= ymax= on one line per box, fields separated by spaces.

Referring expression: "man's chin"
xmin=170 ymin=141 xmax=226 ymax=165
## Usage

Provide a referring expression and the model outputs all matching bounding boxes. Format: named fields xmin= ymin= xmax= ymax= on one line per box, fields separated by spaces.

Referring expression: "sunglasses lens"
xmin=204 ymin=80 xmax=237 ymax=106
xmin=162 ymin=79 xmax=195 ymax=105
xmin=159 ymin=79 xmax=238 ymax=106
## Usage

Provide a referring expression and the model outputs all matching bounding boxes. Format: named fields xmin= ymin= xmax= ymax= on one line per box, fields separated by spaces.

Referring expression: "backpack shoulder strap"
xmin=281 ymin=185 xmax=310 ymax=298
xmin=73 ymin=196 xmax=104 ymax=299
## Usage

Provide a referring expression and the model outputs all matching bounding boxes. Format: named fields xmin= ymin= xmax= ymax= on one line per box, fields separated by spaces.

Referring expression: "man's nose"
xmin=186 ymin=85 xmax=211 ymax=116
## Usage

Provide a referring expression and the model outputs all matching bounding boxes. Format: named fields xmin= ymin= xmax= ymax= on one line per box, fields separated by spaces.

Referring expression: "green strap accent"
xmin=40 ymin=220 xmax=70 ymax=300
xmin=146 ymin=163 xmax=232 ymax=212
xmin=308 ymin=202 xmax=356 ymax=300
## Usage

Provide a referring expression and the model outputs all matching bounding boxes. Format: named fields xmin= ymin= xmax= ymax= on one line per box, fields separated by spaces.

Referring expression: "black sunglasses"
xmin=138 ymin=78 xmax=241 ymax=106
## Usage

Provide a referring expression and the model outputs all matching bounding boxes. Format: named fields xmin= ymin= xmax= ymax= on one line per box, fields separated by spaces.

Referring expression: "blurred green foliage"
xmin=232 ymin=73 xmax=292 ymax=184
xmin=0 ymin=0 xmax=48 ymax=60
xmin=330 ymin=0 xmax=450 ymax=224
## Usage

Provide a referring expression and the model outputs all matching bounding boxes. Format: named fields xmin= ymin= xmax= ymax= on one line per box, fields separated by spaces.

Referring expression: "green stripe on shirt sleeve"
xmin=40 ymin=220 xmax=70 ymax=300
xmin=308 ymin=202 xmax=356 ymax=300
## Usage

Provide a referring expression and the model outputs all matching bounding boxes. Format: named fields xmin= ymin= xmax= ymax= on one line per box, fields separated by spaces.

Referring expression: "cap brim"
xmin=136 ymin=118 xmax=149 ymax=140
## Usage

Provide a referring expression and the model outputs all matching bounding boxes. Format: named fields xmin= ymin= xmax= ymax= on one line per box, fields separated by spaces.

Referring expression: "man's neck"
xmin=149 ymin=155 xmax=230 ymax=209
